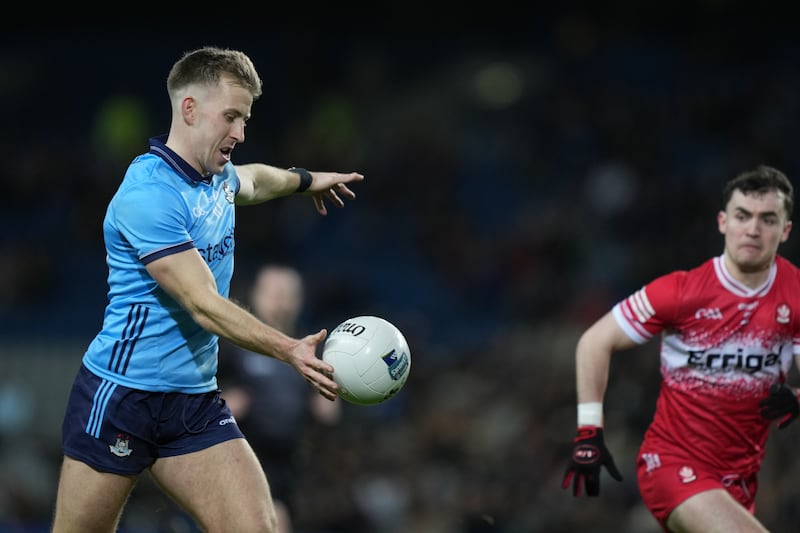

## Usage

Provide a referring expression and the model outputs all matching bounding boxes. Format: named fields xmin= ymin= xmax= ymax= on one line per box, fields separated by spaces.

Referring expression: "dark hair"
xmin=167 ymin=46 xmax=262 ymax=99
xmin=722 ymin=165 xmax=794 ymax=219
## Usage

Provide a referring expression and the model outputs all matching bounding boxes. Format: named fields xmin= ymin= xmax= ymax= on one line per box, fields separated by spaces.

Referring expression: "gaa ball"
xmin=322 ymin=315 xmax=411 ymax=405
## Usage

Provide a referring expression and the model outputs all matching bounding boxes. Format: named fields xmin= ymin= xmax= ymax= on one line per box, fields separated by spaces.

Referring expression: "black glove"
xmin=562 ymin=426 xmax=623 ymax=496
xmin=760 ymin=383 xmax=799 ymax=429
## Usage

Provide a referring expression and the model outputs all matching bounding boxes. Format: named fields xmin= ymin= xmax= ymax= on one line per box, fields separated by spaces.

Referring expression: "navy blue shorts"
xmin=62 ymin=363 xmax=244 ymax=475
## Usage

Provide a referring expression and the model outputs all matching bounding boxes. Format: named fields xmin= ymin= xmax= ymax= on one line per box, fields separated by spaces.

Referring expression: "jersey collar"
xmin=714 ymin=253 xmax=777 ymax=298
xmin=148 ymin=135 xmax=212 ymax=185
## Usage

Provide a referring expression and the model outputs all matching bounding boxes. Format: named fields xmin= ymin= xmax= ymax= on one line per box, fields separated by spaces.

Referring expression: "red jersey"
xmin=613 ymin=254 xmax=800 ymax=476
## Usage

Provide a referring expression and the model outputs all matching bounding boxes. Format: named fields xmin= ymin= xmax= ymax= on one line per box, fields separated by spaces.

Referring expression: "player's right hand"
xmin=289 ymin=329 xmax=339 ymax=401
xmin=760 ymin=383 xmax=800 ymax=429
xmin=562 ymin=426 xmax=623 ymax=497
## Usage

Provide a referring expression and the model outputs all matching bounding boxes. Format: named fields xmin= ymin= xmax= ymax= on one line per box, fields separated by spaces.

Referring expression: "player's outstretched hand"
xmin=288 ymin=329 xmax=339 ymax=401
xmin=304 ymin=171 xmax=364 ymax=215
xmin=562 ymin=426 xmax=623 ymax=497
xmin=760 ymin=383 xmax=799 ymax=429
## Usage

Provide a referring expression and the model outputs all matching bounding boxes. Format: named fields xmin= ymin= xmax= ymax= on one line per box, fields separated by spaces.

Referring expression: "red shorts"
xmin=637 ymin=447 xmax=757 ymax=530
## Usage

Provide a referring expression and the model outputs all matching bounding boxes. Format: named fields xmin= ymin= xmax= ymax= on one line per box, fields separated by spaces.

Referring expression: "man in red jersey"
xmin=562 ymin=165 xmax=800 ymax=532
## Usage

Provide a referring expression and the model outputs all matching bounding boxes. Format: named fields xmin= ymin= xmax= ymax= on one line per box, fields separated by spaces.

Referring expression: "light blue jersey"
xmin=83 ymin=136 xmax=238 ymax=393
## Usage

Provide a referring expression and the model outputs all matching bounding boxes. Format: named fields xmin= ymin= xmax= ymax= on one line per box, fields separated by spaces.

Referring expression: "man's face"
xmin=188 ymin=76 xmax=253 ymax=176
xmin=252 ymin=269 xmax=303 ymax=332
xmin=718 ymin=189 xmax=792 ymax=273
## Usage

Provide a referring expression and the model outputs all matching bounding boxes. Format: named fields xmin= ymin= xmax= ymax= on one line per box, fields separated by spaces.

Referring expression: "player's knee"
xmin=198 ymin=505 xmax=277 ymax=533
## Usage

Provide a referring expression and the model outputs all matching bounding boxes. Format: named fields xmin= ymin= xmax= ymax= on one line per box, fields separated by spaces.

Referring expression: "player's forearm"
xmin=146 ymin=250 xmax=298 ymax=359
xmin=192 ymin=294 xmax=296 ymax=362
xmin=235 ymin=163 xmax=303 ymax=204
xmin=574 ymin=312 xmax=635 ymax=413
xmin=573 ymin=320 xmax=616 ymax=429
xmin=575 ymin=336 xmax=610 ymax=406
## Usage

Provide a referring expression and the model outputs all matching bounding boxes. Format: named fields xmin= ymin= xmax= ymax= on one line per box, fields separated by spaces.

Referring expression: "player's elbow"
xmin=182 ymin=293 xmax=225 ymax=335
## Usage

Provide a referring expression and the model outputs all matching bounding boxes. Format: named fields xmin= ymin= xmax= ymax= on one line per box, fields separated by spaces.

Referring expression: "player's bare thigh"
xmin=666 ymin=489 xmax=769 ymax=533
xmin=52 ymin=455 xmax=137 ymax=533
xmin=150 ymin=437 xmax=277 ymax=533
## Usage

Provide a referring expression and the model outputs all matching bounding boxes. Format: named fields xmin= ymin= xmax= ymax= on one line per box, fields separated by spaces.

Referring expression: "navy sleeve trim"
xmin=141 ymin=241 xmax=195 ymax=265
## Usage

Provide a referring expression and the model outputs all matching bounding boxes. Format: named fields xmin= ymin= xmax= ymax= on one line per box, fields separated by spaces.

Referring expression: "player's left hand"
xmin=305 ymin=171 xmax=364 ymax=215
xmin=759 ymin=383 xmax=799 ymax=429
xmin=562 ymin=426 xmax=623 ymax=497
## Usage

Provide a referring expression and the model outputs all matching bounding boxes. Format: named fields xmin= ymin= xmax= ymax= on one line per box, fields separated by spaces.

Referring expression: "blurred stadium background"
xmin=3 ymin=5 xmax=800 ymax=532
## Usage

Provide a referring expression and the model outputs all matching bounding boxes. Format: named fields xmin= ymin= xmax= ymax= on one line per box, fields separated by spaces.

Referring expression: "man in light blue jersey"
xmin=52 ymin=46 xmax=363 ymax=533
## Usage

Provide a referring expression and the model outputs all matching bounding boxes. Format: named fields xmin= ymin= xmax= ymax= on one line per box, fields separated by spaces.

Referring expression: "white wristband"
xmin=578 ymin=402 xmax=603 ymax=427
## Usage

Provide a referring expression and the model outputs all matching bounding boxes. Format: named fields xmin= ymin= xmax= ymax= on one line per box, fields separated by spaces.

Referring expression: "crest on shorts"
xmin=677 ymin=465 xmax=696 ymax=484
xmin=109 ymin=433 xmax=133 ymax=457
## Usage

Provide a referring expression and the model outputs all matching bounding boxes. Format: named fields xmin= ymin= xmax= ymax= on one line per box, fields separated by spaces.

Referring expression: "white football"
xmin=322 ymin=315 xmax=411 ymax=405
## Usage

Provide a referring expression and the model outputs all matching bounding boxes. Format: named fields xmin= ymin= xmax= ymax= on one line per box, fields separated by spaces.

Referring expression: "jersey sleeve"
xmin=789 ymin=265 xmax=800 ymax=360
xmin=113 ymin=182 xmax=195 ymax=264
xmin=612 ymin=271 xmax=685 ymax=344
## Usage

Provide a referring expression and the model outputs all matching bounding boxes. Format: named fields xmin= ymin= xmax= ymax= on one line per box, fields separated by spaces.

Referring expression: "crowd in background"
xmin=3 ymin=6 xmax=800 ymax=532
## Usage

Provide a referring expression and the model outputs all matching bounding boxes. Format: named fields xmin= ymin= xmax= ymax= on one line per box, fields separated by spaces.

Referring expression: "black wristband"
xmin=289 ymin=167 xmax=313 ymax=193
